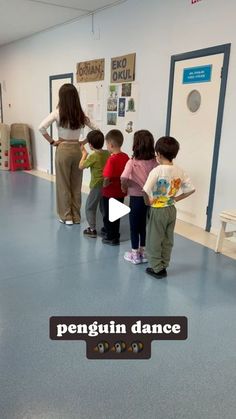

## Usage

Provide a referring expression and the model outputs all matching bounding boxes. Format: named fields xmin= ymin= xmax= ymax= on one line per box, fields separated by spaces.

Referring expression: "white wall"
xmin=0 ymin=0 xmax=236 ymax=230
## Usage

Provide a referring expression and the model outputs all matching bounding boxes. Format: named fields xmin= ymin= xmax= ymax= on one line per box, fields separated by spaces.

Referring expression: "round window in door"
xmin=187 ymin=90 xmax=201 ymax=113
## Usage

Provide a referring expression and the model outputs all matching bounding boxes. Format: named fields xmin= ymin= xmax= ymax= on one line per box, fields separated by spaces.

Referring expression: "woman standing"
xmin=39 ymin=84 xmax=98 ymax=225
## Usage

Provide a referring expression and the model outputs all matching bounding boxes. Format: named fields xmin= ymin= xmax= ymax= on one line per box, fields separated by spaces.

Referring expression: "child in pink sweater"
xmin=121 ymin=130 xmax=157 ymax=264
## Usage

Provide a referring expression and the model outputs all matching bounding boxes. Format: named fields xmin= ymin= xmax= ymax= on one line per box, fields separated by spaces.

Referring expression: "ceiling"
xmin=0 ymin=0 xmax=127 ymax=47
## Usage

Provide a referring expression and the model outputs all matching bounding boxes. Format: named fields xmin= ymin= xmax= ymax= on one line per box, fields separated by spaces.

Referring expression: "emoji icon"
xmin=94 ymin=341 xmax=109 ymax=354
xmin=111 ymin=341 xmax=126 ymax=353
xmin=128 ymin=341 xmax=144 ymax=353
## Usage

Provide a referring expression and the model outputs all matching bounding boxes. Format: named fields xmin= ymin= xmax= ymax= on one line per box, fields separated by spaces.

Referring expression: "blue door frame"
xmin=49 ymin=73 xmax=73 ymax=174
xmin=166 ymin=44 xmax=231 ymax=232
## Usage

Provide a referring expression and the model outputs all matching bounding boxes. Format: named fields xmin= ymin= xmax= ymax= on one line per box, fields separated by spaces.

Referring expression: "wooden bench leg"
xmin=215 ymin=221 xmax=227 ymax=253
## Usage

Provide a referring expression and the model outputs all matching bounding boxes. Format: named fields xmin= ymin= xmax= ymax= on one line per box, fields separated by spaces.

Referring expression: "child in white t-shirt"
xmin=143 ymin=136 xmax=195 ymax=279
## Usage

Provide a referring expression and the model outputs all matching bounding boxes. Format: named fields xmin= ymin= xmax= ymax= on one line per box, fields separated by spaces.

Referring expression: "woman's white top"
xmin=38 ymin=109 xmax=98 ymax=140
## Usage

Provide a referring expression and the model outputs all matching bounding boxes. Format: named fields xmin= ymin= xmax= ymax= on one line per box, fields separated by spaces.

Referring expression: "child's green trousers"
xmin=146 ymin=205 xmax=177 ymax=273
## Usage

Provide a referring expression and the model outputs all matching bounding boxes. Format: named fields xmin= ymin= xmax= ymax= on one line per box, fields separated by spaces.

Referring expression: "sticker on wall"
xmin=126 ymin=98 xmax=136 ymax=112
xmin=118 ymin=98 xmax=126 ymax=117
xmin=187 ymin=90 xmax=201 ymax=113
xmin=183 ymin=65 xmax=212 ymax=84
xmin=121 ymin=83 xmax=132 ymax=97
xmin=107 ymin=112 xmax=117 ymax=126
xmin=125 ymin=121 xmax=133 ymax=133
xmin=109 ymin=84 xmax=119 ymax=98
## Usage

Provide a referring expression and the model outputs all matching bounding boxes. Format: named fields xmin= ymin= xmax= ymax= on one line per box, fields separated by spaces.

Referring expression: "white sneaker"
xmin=59 ymin=219 xmax=73 ymax=225
xmin=65 ymin=220 xmax=73 ymax=225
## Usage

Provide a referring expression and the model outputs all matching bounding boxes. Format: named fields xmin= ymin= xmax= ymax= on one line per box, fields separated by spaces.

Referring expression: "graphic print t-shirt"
xmin=143 ymin=164 xmax=195 ymax=208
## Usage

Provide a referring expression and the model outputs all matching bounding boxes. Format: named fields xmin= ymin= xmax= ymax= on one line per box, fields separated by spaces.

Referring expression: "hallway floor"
xmin=0 ymin=171 xmax=236 ymax=419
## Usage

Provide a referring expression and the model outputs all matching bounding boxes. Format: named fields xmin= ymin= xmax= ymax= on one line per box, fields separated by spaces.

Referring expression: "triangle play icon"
xmin=109 ymin=198 xmax=131 ymax=222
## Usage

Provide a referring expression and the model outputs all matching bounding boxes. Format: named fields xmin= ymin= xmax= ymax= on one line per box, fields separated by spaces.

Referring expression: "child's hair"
xmin=105 ymin=129 xmax=124 ymax=147
xmin=132 ymin=130 xmax=155 ymax=160
xmin=87 ymin=130 xmax=104 ymax=150
xmin=155 ymin=136 xmax=180 ymax=162
xmin=58 ymin=83 xmax=86 ymax=129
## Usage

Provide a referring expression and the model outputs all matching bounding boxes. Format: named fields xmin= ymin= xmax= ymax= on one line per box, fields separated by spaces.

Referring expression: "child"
xmin=102 ymin=129 xmax=129 ymax=246
xmin=143 ymin=136 xmax=195 ymax=278
xmin=79 ymin=130 xmax=109 ymax=237
xmin=121 ymin=130 xmax=157 ymax=264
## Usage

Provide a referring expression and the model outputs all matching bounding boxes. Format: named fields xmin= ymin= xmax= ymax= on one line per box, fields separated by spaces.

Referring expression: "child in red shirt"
xmin=102 ymin=129 xmax=129 ymax=245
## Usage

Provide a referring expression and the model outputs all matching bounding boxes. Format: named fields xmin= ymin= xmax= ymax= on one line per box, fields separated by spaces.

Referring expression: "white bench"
xmin=215 ymin=211 xmax=236 ymax=253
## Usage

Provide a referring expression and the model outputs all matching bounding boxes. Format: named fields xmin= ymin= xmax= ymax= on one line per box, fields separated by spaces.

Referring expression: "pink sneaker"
xmin=124 ymin=251 xmax=141 ymax=265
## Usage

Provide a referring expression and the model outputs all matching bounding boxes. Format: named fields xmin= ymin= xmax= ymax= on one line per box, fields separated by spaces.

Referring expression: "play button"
xmin=109 ymin=198 xmax=130 ymax=222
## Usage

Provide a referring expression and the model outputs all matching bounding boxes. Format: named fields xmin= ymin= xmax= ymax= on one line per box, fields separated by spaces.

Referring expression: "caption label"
xmin=50 ymin=316 xmax=188 ymax=359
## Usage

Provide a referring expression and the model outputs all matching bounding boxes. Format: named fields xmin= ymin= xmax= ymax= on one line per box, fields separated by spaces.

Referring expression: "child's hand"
xmin=80 ymin=137 xmax=88 ymax=146
xmin=103 ymin=178 xmax=112 ymax=187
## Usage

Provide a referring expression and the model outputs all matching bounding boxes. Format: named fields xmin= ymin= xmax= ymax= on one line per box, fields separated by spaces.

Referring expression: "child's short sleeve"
xmin=103 ymin=158 xmax=113 ymax=178
xmin=83 ymin=154 xmax=96 ymax=169
xmin=121 ymin=159 xmax=132 ymax=179
xmin=143 ymin=168 xmax=158 ymax=197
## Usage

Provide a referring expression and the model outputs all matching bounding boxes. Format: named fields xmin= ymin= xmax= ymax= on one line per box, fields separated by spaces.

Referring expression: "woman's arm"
xmin=38 ymin=110 xmax=58 ymax=145
xmin=85 ymin=117 xmax=100 ymax=131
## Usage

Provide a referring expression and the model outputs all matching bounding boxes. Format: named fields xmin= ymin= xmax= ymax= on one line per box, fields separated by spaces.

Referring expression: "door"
xmin=49 ymin=73 xmax=73 ymax=174
xmin=166 ymin=45 xmax=230 ymax=231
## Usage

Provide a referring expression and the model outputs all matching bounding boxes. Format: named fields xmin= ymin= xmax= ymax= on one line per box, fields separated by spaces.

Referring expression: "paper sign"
xmin=111 ymin=53 xmax=136 ymax=83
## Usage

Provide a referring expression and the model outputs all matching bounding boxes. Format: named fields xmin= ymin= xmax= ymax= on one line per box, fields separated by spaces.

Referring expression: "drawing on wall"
xmin=126 ymin=98 xmax=136 ymax=112
xmin=107 ymin=112 xmax=117 ymax=125
xmin=121 ymin=83 xmax=132 ymax=97
xmin=107 ymin=97 xmax=118 ymax=112
xmin=125 ymin=121 xmax=133 ymax=133
xmin=109 ymin=85 xmax=119 ymax=98
xmin=118 ymin=98 xmax=126 ymax=117
xmin=87 ymin=103 xmax=95 ymax=121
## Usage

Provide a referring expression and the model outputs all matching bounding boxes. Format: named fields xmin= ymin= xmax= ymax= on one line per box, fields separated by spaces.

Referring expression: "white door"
xmin=50 ymin=76 xmax=72 ymax=174
xmin=169 ymin=54 xmax=224 ymax=229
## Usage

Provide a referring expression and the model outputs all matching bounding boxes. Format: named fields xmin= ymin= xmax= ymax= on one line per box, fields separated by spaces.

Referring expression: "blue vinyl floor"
xmin=0 ymin=171 xmax=236 ymax=419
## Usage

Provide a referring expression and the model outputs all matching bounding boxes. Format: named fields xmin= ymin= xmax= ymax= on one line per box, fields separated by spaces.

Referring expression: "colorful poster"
xmin=107 ymin=97 xmax=118 ymax=112
xmin=107 ymin=112 xmax=117 ymax=125
xmin=121 ymin=83 xmax=132 ymax=97
xmin=109 ymin=85 xmax=119 ymax=98
xmin=126 ymin=98 xmax=136 ymax=112
xmin=118 ymin=98 xmax=126 ymax=117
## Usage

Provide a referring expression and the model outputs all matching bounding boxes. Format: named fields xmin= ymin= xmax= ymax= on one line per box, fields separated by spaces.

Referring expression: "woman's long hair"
xmin=132 ymin=130 xmax=155 ymax=160
xmin=58 ymin=84 xmax=86 ymax=129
